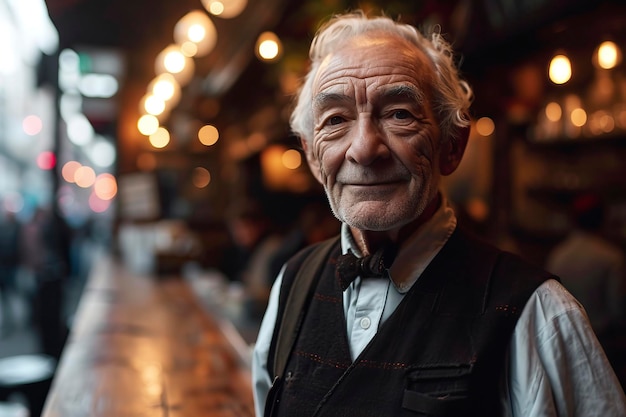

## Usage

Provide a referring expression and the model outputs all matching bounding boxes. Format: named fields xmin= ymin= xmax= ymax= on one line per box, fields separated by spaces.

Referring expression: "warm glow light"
xmin=37 ymin=151 xmax=56 ymax=170
xmin=74 ymin=165 xmax=96 ymax=188
xmin=62 ymin=161 xmax=82 ymax=183
xmin=147 ymin=72 xmax=181 ymax=115
xmin=143 ymin=95 xmax=166 ymax=116
xmin=151 ymin=75 xmax=176 ymax=101
xmin=202 ymin=0 xmax=247 ymax=18
xmin=549 ymin=54 xmax=572 ymax=84
xmin=174 ymin=10 xmax=217 ymax=57
xmin=570 ymin=108 xmax=587 ymax=127
xmin=475 ymin=117 xmax=495 ymax=137
xmin=601 ymin=114 xmax=615 ymax=133
xmin=23 ymin=115 xmax=43 ymax=135
xmin=198 ymin=124 xmax=219 ymax=146
xmin=207 ymin=2 xmax=224 ymax=15
xmin=138 ymin=114 xmax=160 ymax=136
xmin=596 ymin=41 xmax=621 ymax=70
xmin=589 ymin=111 xmax=614 ymax=135
xmin=188 ymin=24 xmax=206 ymax=43
xmin=192 ymin=167 xmax=211 ymax=188
xmin=281 ymin=149 xmax=302 ymax=169
xmin=149 ymin=127 xmax=170 ymax=149
xmin=259 ymin=40 xmax=278 ymax=59
xmin=164 ymin=50 xmax=185 ymax=73
xmin=155 ymin=45 xmax=195 ymax=86
xmin=94 ymin=173 xmax=118 ymax=200
xmin=147 ymin=73 xmax=181 ymax=112
xmin=256 ymin=32 xmax=282 ymax=61
xmin=545 ymin=102 xmax=562 ymax=122
xmin=181 ymin=42 xmax=198 ymax=57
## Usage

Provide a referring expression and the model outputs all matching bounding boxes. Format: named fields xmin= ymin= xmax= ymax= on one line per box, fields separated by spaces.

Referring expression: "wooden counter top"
xmin=42 ymin=254 xmax=254 ymax=416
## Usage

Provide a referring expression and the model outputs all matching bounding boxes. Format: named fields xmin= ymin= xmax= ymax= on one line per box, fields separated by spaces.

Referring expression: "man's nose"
xmin=345 ymin=118 xmax=390 ymax=165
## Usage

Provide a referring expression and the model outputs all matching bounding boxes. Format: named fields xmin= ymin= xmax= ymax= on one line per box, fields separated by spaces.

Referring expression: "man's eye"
xmin=328 ymin=116 xmax=344 ymax=125
xmin=393 ymin=110 xmax=412 ymax=120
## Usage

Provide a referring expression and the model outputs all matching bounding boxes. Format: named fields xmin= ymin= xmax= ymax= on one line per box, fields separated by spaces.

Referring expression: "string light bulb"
xmin=174 ymin=10 xmax=217 ymax=57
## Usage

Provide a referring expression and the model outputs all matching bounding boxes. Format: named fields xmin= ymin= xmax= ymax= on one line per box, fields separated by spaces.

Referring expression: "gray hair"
xmin=289 ymin=10 xmax=473 ymax=146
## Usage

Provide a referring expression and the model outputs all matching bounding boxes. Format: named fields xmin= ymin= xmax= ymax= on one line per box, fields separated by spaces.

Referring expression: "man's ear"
xmin=300 ymin=137 xmax=324 ymax=184
xmin=439 ymin=125 xmax=469 ymax=176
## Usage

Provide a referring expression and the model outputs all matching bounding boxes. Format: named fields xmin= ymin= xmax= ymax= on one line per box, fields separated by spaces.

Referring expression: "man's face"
xmin=309 ymin=33 xmax=443 ymax=232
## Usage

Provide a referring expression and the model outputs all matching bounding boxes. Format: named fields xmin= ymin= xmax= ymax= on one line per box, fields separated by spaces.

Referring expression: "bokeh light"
xmin=570 ymin=108 xmax=587 ymax=127
xmin=149 ymin=127 xmax=171 ymax=149
xmin=198 ymin=124 xmax=219 ymax=146
xmin=36 ymin=151 xmax=56 ymax=170
xmin=138 ymin=114 xmax=160 ymax=136
xmin=142 ymin=94 xmax=166 ymax=116
xmin=475 ymin=117 xmax=495 ymax=137
xmin=256 ymin=32 xmax=282 ymax=61
xmin=281 ymin=149 xmax=301 ymax=169
xmin=23 ymin=115 xmax=43 ymax=136
xmin=192 ymin=167 xmax=211 ymax=188
xmin=66 ymin=114 xmax=94 ymax=146
xmin=202 ymin=0 xmax=247 ymax=18
xmin=155 ymin=45 xmax=195 ymax=86
xmin=94 ymin=173 xmax=118 ymax=200
xmin=74 ymin=165 xmax=96 ymax=188
xmin=174 ymin=10 xmax=217 ymax=57
xmin=89 ymin=192 xmax=112 ymax=213
xmin=596 ymin=41 xmax=621 ymax=70
xmin=62 ymin=161 xmax=82 ymax=183
xmin=545 ymin=102 xmax=562 ymax=122
xmin=549 ymin=54 xmax=572 ymax=84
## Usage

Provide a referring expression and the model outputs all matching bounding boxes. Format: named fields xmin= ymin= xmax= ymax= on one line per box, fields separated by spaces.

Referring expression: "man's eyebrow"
xmin=380 ymin=85 xmax=425 ymax=104
xmin=313 ymin=92 xmax=352 ymax=110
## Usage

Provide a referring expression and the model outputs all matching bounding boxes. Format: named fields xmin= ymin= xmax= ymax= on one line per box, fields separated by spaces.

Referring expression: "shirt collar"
xmin=341 ymin=195 xmax=457 ymax=293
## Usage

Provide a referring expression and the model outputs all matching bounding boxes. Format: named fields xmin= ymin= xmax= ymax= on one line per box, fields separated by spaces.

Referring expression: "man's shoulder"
xmin=446 ymin=226 xmax=554 ymax=282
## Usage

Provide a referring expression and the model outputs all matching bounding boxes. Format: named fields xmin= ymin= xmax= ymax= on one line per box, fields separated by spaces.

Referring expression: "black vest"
xmin=266 ymin=227 xmax=553 ymax=417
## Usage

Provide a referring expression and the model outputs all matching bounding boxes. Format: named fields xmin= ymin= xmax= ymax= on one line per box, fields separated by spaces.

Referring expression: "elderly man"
xmin=252 ymin=11 xmax=626 ymax=417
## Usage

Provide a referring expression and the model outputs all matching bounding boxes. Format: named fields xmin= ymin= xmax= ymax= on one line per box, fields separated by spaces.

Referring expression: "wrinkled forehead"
xmin=312 ymin=32 xmax=435 ymax=96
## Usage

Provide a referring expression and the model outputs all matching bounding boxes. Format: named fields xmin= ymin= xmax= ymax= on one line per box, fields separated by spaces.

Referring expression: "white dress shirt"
xmin=252 ymin=201 xmax=626 ymax=416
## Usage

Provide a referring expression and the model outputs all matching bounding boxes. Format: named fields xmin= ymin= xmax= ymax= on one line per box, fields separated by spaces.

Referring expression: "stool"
xmin=0 ymin=355 xmax=56 ymax=417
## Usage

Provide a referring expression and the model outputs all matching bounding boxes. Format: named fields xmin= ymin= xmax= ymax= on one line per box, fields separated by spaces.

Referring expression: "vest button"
xmin=360 ymin=317 xmax=371 ymax=329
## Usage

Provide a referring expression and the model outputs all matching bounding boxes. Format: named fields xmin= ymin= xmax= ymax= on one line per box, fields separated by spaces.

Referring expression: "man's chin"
xmin=340 ymin=209 xmax=408 ymax=232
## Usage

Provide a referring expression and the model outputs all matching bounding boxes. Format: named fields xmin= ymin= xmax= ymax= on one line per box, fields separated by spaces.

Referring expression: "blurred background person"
xmin=220 ymin=198 xmax=287 ymax=321
xmin=0 ymin=208 xmax=21 ymax=335
xmin=19 ymin=207 xmax=72 ymax=359
xmin=267 ymin=196 xmax=340 ymax=283
xmin=546 ymin=192 xmax=626 ymax=386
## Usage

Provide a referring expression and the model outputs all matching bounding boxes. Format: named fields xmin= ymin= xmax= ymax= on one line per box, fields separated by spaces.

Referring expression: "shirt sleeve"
xmin=251 ymin=266 xmax=284 ymax=417
xmin=507 ymin=279 xmax=626 ymax=417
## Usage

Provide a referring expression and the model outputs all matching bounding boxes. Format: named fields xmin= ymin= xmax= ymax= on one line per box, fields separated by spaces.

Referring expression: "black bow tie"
xmin=336 ymin=244 xmax=397 ymax=291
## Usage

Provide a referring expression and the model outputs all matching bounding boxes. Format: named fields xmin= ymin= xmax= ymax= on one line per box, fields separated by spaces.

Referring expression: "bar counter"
xmin=42 ymin=253 xmax=255 ymax=417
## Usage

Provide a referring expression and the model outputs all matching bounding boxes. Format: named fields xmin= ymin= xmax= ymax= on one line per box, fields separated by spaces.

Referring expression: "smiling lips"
xmin=341 ymin=180 xmax=406 ymax=195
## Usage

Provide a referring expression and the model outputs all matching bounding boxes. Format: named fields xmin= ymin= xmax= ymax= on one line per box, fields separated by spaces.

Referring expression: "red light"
xmin=37 ymin=151 xmax=56 ymax=170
